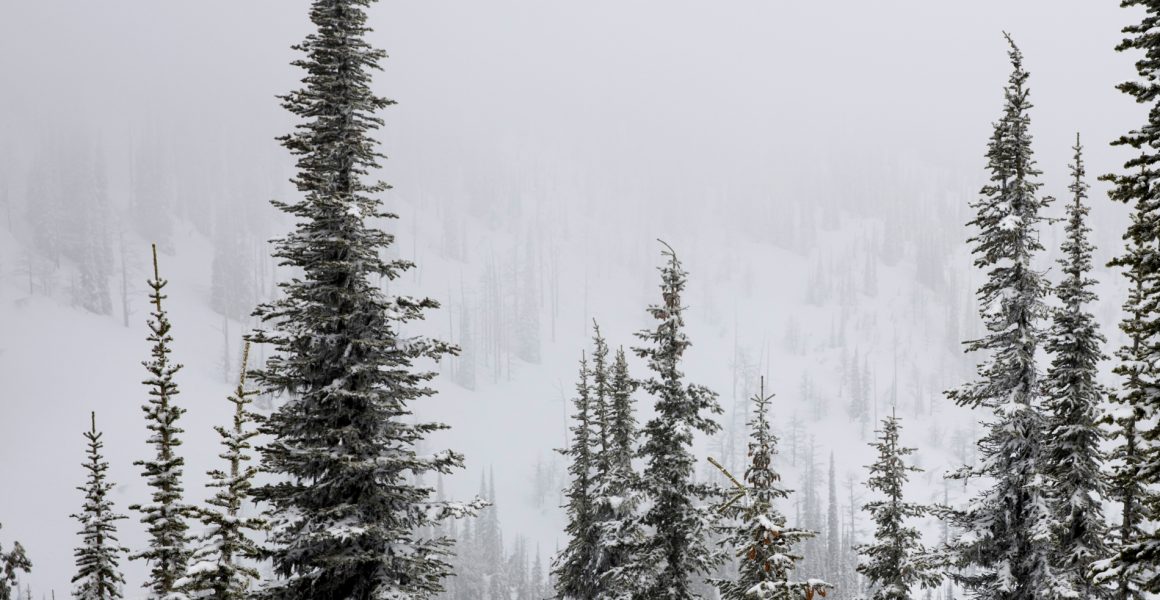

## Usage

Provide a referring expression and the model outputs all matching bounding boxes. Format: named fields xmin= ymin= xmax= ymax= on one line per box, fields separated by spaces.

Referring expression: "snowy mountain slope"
xmin=0 ymin=167 xmax=1091 ymax=596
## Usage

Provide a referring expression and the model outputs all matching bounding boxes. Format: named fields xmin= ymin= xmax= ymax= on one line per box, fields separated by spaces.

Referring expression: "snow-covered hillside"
xmin=0 ymin=1 xmax=1143 ymax=598
xmin=1 ymin=161 xmax=1125 ymax=595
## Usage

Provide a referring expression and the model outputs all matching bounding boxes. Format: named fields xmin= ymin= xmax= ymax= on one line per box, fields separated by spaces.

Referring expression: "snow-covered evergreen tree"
xmin=248 ymin=0 xmax=482 ymax=597
xmin=798 ymin=441 xmax=825 ymax=578
xmin=1042 ymin=135 xmax=1110 ymax=600
xmin=184 ymin=343 xmax=266 ymax=600
xmin=1096 ymin=3 xmax=1160 ymax=596
xmin=1094 ymin=177 xmax=1154 ymax=600
xmin=478 ymin=470 xmax=506 ymax=595
xmin=531 ymin=548 xmax=546 ymax=600
xmin=711 ymin=378 xmax=828 ymax=600
xmin=591 ymin=346 xmax=645 ymax=598
xmin=633 ymin=241 xmax=724 ymax=598
xmin=0 ymin=525 xmax=30 ymax=600
xmin=857 ymin=412 xmax=941 ymax=600
xmin=553 ymin=352 xmax=599 ymax=599
xmin=71 ymin=412 xmax=129 ymax=600
xmin=129 ymin=245 xmax=193 ymax=600
xmin=943 ymin=35 xmax=1062 ymax=600
xmin=591 ymin=323 xmax=612 ymax=466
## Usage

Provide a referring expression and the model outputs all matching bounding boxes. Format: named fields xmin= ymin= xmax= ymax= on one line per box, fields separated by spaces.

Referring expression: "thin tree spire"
xmin=71 ymin=412 xmax=129 ymax=600
xmin=129 ymin=244 xmax=192 ymax=600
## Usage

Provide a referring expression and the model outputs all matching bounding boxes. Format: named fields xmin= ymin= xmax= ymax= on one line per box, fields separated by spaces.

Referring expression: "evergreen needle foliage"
xmin=71 ymin=413 xmax=130 ymax=600
xmin=553 ymin=350 xmax=599 ymax=599
xmin=633 ymin=241 xmax=725 ymax=599
xmin=248 ymin=0 xmax=482 ymax=597
xmin=943 ymin=34 xmax=1063 ymax=600
xmin=0 ymin=524 xmax=31 ymax=600
xmin=1042 ymin=135 xmax=1110 ymax=600
xmin=711 ymin=378 xmax=829 ymax=600
xmin=554 ymin=327 xmax=645 ymax=600
xmin=1097 ymin=2 xmax=1160 ymax=596
xmin=856 ymin=411 xmax=940 ymax=600
xmin=184 ymin=343 xmax=267 ymax=600
xmin=129 ymin=244 xmax=193 ymax=600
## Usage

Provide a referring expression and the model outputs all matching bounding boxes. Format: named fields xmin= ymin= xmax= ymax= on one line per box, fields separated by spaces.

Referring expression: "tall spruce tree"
xmin=184 ymin=343 xmax=266 ymax=600
xmin=553 ymin=352 xmax=598 ymax=599
xmin=71 ymin=412 xmax=129 ymax=600
xmin=711 ymin=378 xmax=828 ymax=600
xmin=633 ymin=242 xmax=724 ymax=599
xmin=591 ymin=324 xmax=612 ymax=470
xmin=856 ymin=412 xmax=941 ymax=600
xmin=129 ymin=245 xmax=192 ymax=600
xmin=1096 ymin=2 xmax=1160 ymax=596
xmin=943 ymin=35 xmax=1062 ymax=600
xmin=1042 ymin=135 xmax=1110 ymax=600
xmin=591 ymin=345 xmax=645 ymax=598
xmin=249 ymin=0 xmax=480 ymax=597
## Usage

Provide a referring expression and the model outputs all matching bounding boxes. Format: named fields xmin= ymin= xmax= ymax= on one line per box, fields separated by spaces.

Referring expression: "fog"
xmin=0 ymin=1 xmax=1143 ymax=598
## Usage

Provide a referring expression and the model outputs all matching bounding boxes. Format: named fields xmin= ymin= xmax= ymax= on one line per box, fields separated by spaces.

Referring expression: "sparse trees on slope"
xmin=184 ymin=343 xmax=266 ymax=600
xmin=633 ymin=242 xmax=724 ymax=599
xmin=248 ymin=0 xmax=480 ymax=597
xmin=70 ymin=149 xmax=114 ymax=317
xmin=129 ymin=245 xmax=192 ymax=600
xmin=71 ymin=412 xmax=129 ymax=600
xmin=857 ymin=412 xmax=941 ymax=600
xmin=943 ymin=35 xmax=1061 ymax=600
xmin=711 ymin=378 xmax=828 ymax=600
xmin=1096 ymin=3 xmax=1160 ymax=596
xmin=1043 ymin=135 xmax=1110 ymax=600
xmin=827 ymin=454 xmax=840 ymax=580
xmin=209 ymin=207 xmax=256 ymax=321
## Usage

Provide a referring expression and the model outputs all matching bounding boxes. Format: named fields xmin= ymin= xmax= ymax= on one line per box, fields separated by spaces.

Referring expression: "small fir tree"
xmin=184 ymin=342 xmax=267 ymax=599
xmin=129 ymin=244 xmax=192 ymax=600
xmin=553 ymin=352 xmax=599 ymax=599
xmin=711 ymin=378 xmax=829 ymax=600
xmin=71 ymin=412 xmax=130 ymax=600
xmin=857 ymin=412 xmax=941 ymax=600
xmin=0 ymin=525 xmax=30 ymax=600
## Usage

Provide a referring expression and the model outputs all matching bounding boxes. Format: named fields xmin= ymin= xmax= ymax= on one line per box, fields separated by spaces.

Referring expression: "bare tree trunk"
xmin=222 ymin=315 xmax=232 ymax=383
xmin=119 ymin=229 xmax=131 ymax=328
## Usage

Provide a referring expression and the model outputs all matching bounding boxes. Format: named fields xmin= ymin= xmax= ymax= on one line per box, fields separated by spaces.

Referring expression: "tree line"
xmin=4 ymin=1 xmax=1160 ymax=600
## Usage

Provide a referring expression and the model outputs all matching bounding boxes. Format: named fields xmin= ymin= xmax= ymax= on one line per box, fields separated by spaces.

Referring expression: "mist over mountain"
xmin=0 ymin=2 xmax=1148 ymax=600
